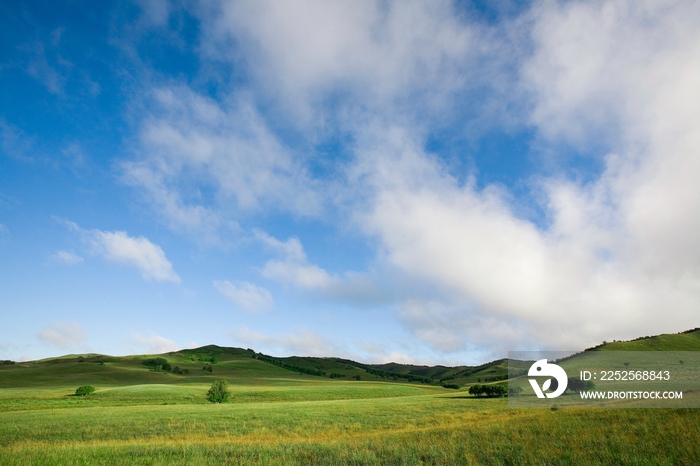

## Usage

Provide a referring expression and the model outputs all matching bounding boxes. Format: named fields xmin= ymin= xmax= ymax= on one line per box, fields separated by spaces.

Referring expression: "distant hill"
xmin=585 ymin=327 xmax=700 ymax=351
xmin=1 ymin=328 xmax=698 ymax=389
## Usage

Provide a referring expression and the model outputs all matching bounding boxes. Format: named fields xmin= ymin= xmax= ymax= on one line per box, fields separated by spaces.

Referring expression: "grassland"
xmin=1 ymin=331 xmax=700 ymax=464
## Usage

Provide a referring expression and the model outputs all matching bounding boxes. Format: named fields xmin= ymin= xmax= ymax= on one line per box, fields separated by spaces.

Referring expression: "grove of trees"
xmin=468 ymin=384 xmax=507 ymax=397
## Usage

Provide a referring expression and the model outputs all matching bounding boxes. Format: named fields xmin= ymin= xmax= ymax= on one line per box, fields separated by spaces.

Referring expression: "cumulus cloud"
xmin=51 ymin=250 xmax=83 ymax=265
xmin=255 ymin=231 xmax=336 ymax=290
xmin=199 ymin=0 xmax=507 ymax=124
xmin=131 ymin=332 xmax=179 ymax=354
xmin=123 ymin=0 xmax=700 ymax=355
xmin=56 ymin=218 xmax=180 ymax=283
xmin=214 ymin=280 xmax=274 ymax=312
xmin=37 ymin=322 xmax=87 ymax=349
xmin=121 ymin=87 xmax=319 ymax=243
xmin=349 ymin=0 xmax=700 ymax=351
xmin=87 ymin=229 xmax=180 ymax=283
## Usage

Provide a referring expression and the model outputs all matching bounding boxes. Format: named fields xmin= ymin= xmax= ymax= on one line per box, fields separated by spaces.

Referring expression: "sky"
xmin=1 ymin=0 xmax=699 ymax=365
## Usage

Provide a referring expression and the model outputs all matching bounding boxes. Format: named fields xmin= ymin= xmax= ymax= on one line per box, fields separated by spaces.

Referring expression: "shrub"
xmin=75 ymin=385 xmax=95 ymax=396
xmin=442 ymin=383 xmax=461 ymax=389
xmin=206 ymin=379 xmax=229 ymax=403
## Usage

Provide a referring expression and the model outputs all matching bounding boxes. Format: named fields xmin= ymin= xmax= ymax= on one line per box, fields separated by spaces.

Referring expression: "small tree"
xmin=206 ymin=379 xmax=229 ymax=403
xmin=75 ymin=385 xmax=95 ymax=396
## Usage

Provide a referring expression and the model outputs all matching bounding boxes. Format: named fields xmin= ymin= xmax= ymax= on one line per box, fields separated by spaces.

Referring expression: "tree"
xmin=469 ymin=384 xmax=485 ymax=396
xmin=75 ymin=385 xmax=95 ymax=396
xmin=567 ymin=377 xmax=595 ymax=393
xmin=508 ymin=386 xmax=523 ymax=396
xmin=469 ymin=384 xmax=507 ymax=397
xmin=142 ymin=358 xmax=172 ymax=372
xmin=206 ymin=379 xmax=229 ymax=403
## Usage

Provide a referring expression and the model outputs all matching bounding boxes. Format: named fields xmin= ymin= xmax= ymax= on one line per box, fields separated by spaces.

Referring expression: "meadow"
xmin=1 ymin=335 xmax=700 ymax=465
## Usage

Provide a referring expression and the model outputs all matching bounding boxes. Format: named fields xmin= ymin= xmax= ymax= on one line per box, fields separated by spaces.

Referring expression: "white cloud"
xmin=51 ymin=250 xmax=83 ymax=265
xmin=131 ymin=332 xmax=179 ymax=354
xmin=119 ymin=0 xmax=700 ymax=356
xmin=37 ymin=322 xmax=87 ymax=349
xmin=122 ymin=87 xmax=320 ymax=242
xmin=255 ymin=231 xmax=386 ymax=304
xmin=357 ymin=341 xmax=427 ymax=365
xmin=231 ymin=325 xmax=341 ymax=357
xmin=214 ymin=280 xmax=274 ymax=312
xmin=349 ymin=0 xmax=700 ymax=351
xmin=260 ymin=258 xmax=333 ymax=290
xmin=200 ymin=0 xmax=502 ymax=125
xmin=88 ymin=229 xmax=180 ymax=283
xmin=56 ymin=218 xmax=180 ymax=283
xmin=231 ymin=325 xmax=432 ymax=364
xmin=256 ymin=231 xmax=333 ymax=289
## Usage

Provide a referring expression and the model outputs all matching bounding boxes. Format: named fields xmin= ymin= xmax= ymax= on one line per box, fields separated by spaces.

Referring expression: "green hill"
xmin=586 ymin=327 xmax=700 ymax=351
xmin=2 ymin=327 xmax=698 ymax=393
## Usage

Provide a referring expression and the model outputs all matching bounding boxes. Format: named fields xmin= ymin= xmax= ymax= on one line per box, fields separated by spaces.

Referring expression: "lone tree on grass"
xmin=75 ymin=385 xmax=95 ymax=396
xmin=206 ymin=379 xmax=229 ymax=403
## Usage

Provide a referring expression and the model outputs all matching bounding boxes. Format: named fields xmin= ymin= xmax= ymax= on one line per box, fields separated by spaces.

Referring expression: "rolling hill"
xmin=2 ymin=327 xmax=698 ymax=393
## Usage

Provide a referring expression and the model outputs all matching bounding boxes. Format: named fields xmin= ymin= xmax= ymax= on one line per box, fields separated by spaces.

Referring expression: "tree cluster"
xmin=254 ymin=353 xmax=325 ymax=377
xmin=468 ymin=384 xmax=507 ymax=397
xmin=142 ymin=358 xmax=172 ymax=372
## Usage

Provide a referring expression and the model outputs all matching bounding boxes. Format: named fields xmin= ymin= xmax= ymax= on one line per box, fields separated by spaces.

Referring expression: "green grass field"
xmin=1 ymin=331 xmax=700 ymax=464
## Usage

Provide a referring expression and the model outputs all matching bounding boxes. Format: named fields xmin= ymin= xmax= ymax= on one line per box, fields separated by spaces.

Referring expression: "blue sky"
xmin=2 ymin=0 xmax=699 ymax=364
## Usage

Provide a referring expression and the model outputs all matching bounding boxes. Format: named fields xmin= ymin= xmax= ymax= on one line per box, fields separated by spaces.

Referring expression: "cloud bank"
xmin=123 ymin=0 xmax=700 ymax=354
